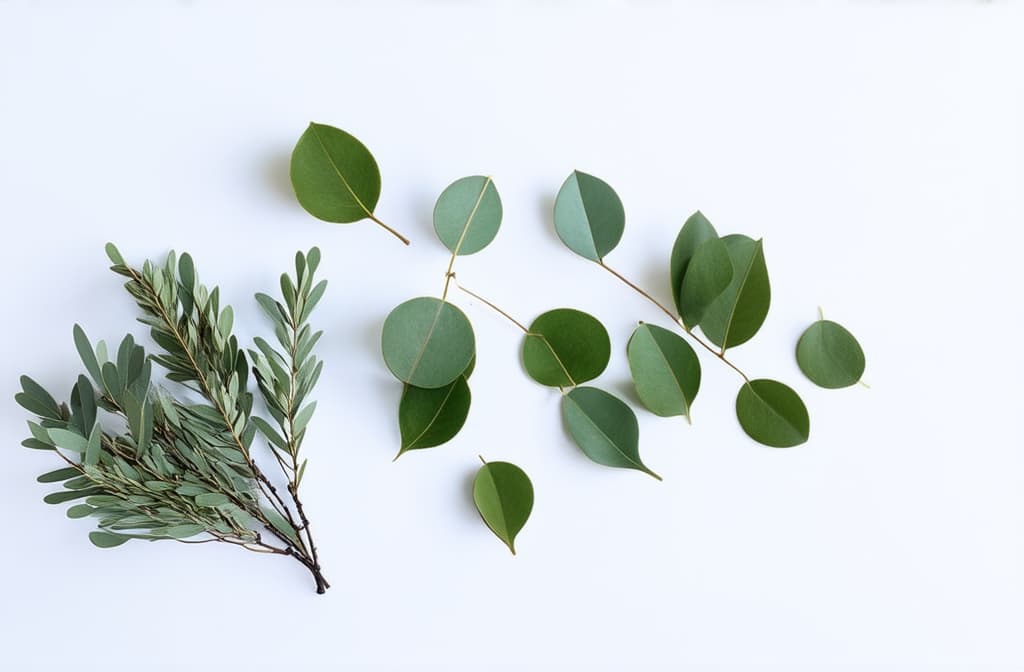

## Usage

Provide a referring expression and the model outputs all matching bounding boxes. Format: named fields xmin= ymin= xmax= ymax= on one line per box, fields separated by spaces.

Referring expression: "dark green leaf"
xmin=796 ymin=319 xmax=866 ymax=389
xmin=679 ymin=237 xmax=733 ymax=329
xmin=290 ymin=122 xmax=381 ymax=223
xmin=381 ymin=297 xmax=475 ymax=389
xmin=670 ymin=211 xmax=718 ymax=315
xmin=433 ymin=176 xmax=502 ymax=256
xmin=44 ymin=488 xmax=104 ymax=504
xmin=626 ymin=323 xmax=701 ymax=419
xmin=553 ymin=171 xmax=624 ymax=262
xmin=735 ymin=379 xmax=809 ymax=447
xmin=561 ymin=387 xmax=660 ymax=479
xmin=89 ymin=531 xmax=129 ymax=548
xmin=521 ymin=309 xmax=610 ymax=387
xmin=397 ymin=376 xmax=471 ymax=456
xmin=698 ymin=235 xmax=771 ymax=350
xmin=473 ymin=459 xmax=534 ymax=555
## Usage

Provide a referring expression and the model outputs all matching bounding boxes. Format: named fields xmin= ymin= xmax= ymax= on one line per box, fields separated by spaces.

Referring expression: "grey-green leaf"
xmin=553 ymin=170 xmax=624 ymax=262
xmin=194 ymin=493 xmax=230 ymax=508
xmin=433 ymin=176 xmax=502 ymax=256
xmin=698 ymin=235 xmax=770 ymax=350
xmin=562 ymin=387 xmax=661 ymax=479
xmin=473 ymin=459 xmax=534 ymax=555
xmin=796 ymin=319 xmax=866 ymax=389
xmin=735 ymin=379 xmax=809 ymax=448
xmin=381 ymin=297 xmax=475 ymax=389
xmin=679 ymin=237 xmax=733 ymax=329
xmin=89 ymin=531 xmax=129 ymax=548
xmin=290 ymin=122 xmax=381 ymax=223
xmin=397 ymin=376 xmax=471 ymax=456
xmin=521 ymin=309 xmax=610 ymax=388
xmin=669 ymin=211 xmax=718 ymax=315
xmin=626 ymin=323 xmax=701 ymax=419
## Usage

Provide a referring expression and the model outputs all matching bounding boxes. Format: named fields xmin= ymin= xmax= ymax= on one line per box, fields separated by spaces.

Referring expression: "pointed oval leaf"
xmin=670 ymin=211 xmax=719 ymax=315
xmin=626 ymin=323 xmax=701 ymax=419
xmin=36 ymin=467 xmax=81 ymax=484
xmin=562 ymin=387 xmax=661 ymax=479
xmin=521 ymin=309 xmax=610 ymax=387
xmin=290 ymin=122 xmax=381 ymax=223
xmin=553 ymin=171 xmax=624 ymax=262
xmin=796 ymin=319 xmax=866 ymax=389
xmin=473 ymin=460 xmax=534 ymax=555
xmin=433 ymin=176 xmax=502 ymax=256
xmin=381 ymin=297 xmax=475 ymax=389
xmin=89 ymin=531 xmax=129 ymax=548
xmin=398 ymin=376 xmax=471 ymax=455
xmin=735 ymin=379 xmax=809 ymax=447
xmin=679 ymin=237 xmax=733 ymax=329
xmin=698 ymin=235 xmax=771 ymax=350
xmin=194 ymin=493 xmax=230 ymax=508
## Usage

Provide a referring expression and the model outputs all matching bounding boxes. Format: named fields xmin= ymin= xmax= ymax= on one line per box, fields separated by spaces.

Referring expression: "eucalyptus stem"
xmin=368 ymin=213 xmax=411 ymax=246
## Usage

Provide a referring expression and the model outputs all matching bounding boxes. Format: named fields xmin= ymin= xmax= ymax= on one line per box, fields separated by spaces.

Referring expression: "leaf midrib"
xmin=449 ymin=177 xmax=493 ymax=256
xmin=310 ymin=124 xmax=373 ymax=218
xmin=721 ymin=241 xmax=762 ymax=350
xmin=565 ymin=392 xmax=644 ymax=472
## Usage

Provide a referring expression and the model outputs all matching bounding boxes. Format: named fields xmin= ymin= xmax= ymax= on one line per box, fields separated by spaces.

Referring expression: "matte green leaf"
xmin=36 ymin=467 xmax=81 ymax=484
xmin=626 ymin=323 xmax=701 ymax=419
xmin=67 ymin=504 xmax=94 ymax=519
xmin=698 ymin=235 xmax=771 ymax=350
xmin=19 ymin=376 xmax=61 ymax=419
xmin=473 ymin=459 xmax=534 ymax=555
xmin=163 ymin=524 xmax=206 ymax=539
xmin=796 ymin=319 xmax=866 ymax=389
xmin=262 ymin=507 xmax=301 ymax=545
xmin=433 ymin=176 xmax=502 ymax=256
xmin=47 ymin=428 xmax=88 ymax=453
xmin=398 ymin=376 xmax=471 ymax=456
xmin=194 ymin=493 xmax=230 ymax=508
xmin=735 ymin=379 xmax=809 ymax=448
xmin=670 ymin=211 xmax=718 ymax=315
xmin=521 ymin=309 xmax=610 ymax=388
xmin=553 ymin=170 xmax=624 ymax=262
xmin=381 ymin=297 xmax=475 ymax=389
xmin=84 ymin=423 xmax=102 ymax=466
xmin=562 ymin=387 xmax=661 ymax=479
xmin=679 ymin=237 xmax=733 ymax=329
xmin=44 ymin=488 xmax=103 ymax=504
xmin=89 ymin=531 xmax=129 ymax=548
xmin=290 ymin=122 xmax=381 ymax=223
xmin=73 ymin=324 xmax=103 ymax=385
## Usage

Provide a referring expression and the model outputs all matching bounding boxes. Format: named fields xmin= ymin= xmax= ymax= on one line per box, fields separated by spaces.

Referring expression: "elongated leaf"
xmin=163 ymin=524 xmax=206 ymax=539
xmin=44 ymin=488 xmax=103 ymax=504
xmin=670 ymin=211 xmax=718 ymax=315
xmin=796 ymin=319 xmax=866 ymax=389
xmin=73 ymin=324 xmax=103 ymax=386
xmin=553 ymin=171 xmax=624 ymax=262
xmin=84 ymin=423 xmax=102 ymax=466
xmin=398 ymin=376 xmax=471 ymax=456
xmin=67 ymin=504 xmax=94 ymax=519
xmin=36 ymin=467 xmax=81 ymax=484
xmin=433 ymin=176 xmax=502 ymax=255
xmin=290 ymin=122 xmax=381 ymax=223
xmin=561 ymin=387 xmax=660 ymax=479
xmin=521 ymin=309 xmax=610 ymax=388
xmin=679 ymin=237 xmax=733 ymax=329
xmin=698 ymin=235 xmax=770 ymax=350
xmin=381 ymin=297 xmax=475 ymax=389
xmin=626 ymin=323 xmax=701 ymax=419
xmin=194 ymin=493 xmax=230 ymax=508
xmin=18 ymin=376 xmax=61 ymax=419
xmin=473 ymin=459 xmax=534 ymax=555
xmin=47 ymin=428 xmax=88 ymax=453
xmin=735 ymin=379 xmax=809 ymax=447
xmin=89 ymin=531 xmax=129 ymax=548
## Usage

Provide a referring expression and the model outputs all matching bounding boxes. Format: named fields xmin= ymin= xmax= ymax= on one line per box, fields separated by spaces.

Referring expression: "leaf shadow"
xmin=262 ymin=150 xmax=294 ymax=204
xmin=536 ymin=193 xmax=560 ymax=247
xmin=411 ymin=189 xmax=437 ymax=241
xmin=606 ymin=376 xmax=643 ymax=409
xmin=458 ymin=466 xmax=481 ymax=526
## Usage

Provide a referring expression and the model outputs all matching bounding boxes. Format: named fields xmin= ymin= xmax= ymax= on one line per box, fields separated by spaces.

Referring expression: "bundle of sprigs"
xmin=16 ymin=244 xmax=331 ymax=593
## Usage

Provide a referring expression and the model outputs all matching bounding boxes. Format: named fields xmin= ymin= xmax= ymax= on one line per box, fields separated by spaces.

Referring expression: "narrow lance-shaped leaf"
xmin=473 ymin=458 xmax=534 ymax=555
xmin=553 ymin=170 xmax=624 ymax=262
xmin=796 ymin=318 xmax=866 ymax=389
xmin=433 ymin=176 xmax=503 ymax=255
xmin=562 ymin=387 xmax=661 ymax=480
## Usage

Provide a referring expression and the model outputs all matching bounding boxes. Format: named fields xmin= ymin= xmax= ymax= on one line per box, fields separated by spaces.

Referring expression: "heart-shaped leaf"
xmin=796 ymin=319 xmax=866 ymax=389
xmin=290 ymin=122 xmax=381 ymax=224
xmin=735 ymin=379 xmax=809 ymax=447
xmin=562 ymin=387 xmax=661 ymax=479
xmin=679 ymin=237 xmax=733 ymax=329
xmin=626 ymin=323 xmax=701 ymax=419
xmin=397 ymin=376 xmax=471 ymax=457
xmin=473 ymin=458 xmax=534 ymax=555
xmin=522 ymin=309 xmax=610 ymax=387
xmin=698 ymin=235 xmax=770 ymax=351
xmin=670 ymin=211 xmax=718 ymax=315
xmin=553 ymin=170 xmax=624 ymax=262
xmin=433 ymin=176 xmax=502 ymax=256
xmin=381 ymin=297 xmax=475 ymax=389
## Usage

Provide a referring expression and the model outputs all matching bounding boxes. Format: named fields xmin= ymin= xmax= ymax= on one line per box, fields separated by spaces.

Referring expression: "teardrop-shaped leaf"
xmin=679 ymin=237 xmax=733 ymax=329
xmin=397 ymin=376 xmax=471 ymax=456
xmin=626 ymin=323 xmax=701 ymax=419
xmin=562 ymin=387 xmax=661 ymax=479
xmin=473 ymin=459 xmax=534 ymax=555
xmin=553 ymin=170 xmax=624 ymax=262
xmin=698 ymin=235 xmax=770 ymax=351
xmin=670 ymin=211 xmax=718 ymax=315
xmin=521 ymin=309 xmax=610 ymax=387
xmin=381 ymin=297 xmax=475 ymax=389
xmin=796 ymin=319 xmax=866 ymax=389
xmin=290 ymin=122 xmax=381 ymax=223
xmin=735 ymin=379 xmax=809 ymax=448
xmin=89 ymin=531 xmax=129 ymax=548
xmin=433 ymin=176 xmax=502 ymax=256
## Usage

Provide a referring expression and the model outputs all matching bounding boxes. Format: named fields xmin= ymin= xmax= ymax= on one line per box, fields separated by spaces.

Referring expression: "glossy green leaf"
xmin=397 ymin=376 xmax=471 ymax=456
xmin=381 ymin=297 xmax=475 ymax=389
xmin=796 ymin=319 xmax=866 ymax=389
xmin=669 ymin=211 xmax=718 ymax=315
xmin=553 ymin=170 xmax=624 ymax=262
xmin=626 ymin=323 xmax=701 ymax=419
xmin=735 ymin=379 xmax=809 ymax=448
xmin=562 ymin=387 xmax=661 ymax=479
xmin=679 ymin=237 xmax=733 ymax=329
xmin=433 ymin=176 xmax=502 ymax=256
xmin=521 ymin=309 xmax=610 ymax=388
xmin=89 ymin=531 xmax=129 ymax=548
xmin=473 ymin=459 xmax=534 ymax=555
xmin=698 ymin=235 xmax=770 ymax=350
xmin=290 ymin=122 xmax=381 ymax=223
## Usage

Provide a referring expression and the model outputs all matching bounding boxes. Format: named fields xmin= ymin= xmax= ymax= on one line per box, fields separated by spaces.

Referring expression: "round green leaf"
xmin=796 ymin=319 xmax=865 ymax=389
xmin=698 ymin=235 xmax=771 ymax=351
xmin=381 ymin=297 xmax=475 ymax=389
xmin=433 ymin=176 xmax=502 ymax=256
xmin=735 ymin=379 xmax=809 ymax=448
xmin=473 ymin=459 xmax=534 ymax=555
xmin=562 ymin=387 xmax=661 ymax=479
xmin=89 ymin=531 xmax=129 ymax=548
xmin=290 ymin=122 xmax=381 ymax=223
xmin=521 ymin=309 xmax=610 ymax=387
xmin=397 ymin=376 xmax=471 ymax=456
xmin=626 ymin=323 xmax=701 ymax=419
xmin=553 ymin=170 xmax=624 ymax=262
xmin=669 ymin=211 xmax=718 ymax=315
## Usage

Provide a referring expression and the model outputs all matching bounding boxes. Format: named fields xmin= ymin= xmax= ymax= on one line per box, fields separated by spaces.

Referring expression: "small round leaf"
xmin=433 ymin=176 xmax=502 ymax=255
xmin=562 ymin=387 xmax=661 ymax=479
xmin=290 ymin=122 xmax=381 ymax=223
xmin=553 ymin=170 xmax=624 ymax=262
xmin=381 ymin=297 xmax=475 ymax=389
xmin=522 ymin=309 xmax=610 ymax=387
xmin=796 ymin=320 xmax=865 ymax=389
xmin=397 ymin=376 xmax=472 ymax=456
xmin=699 ymin=235 xmax=771 ymax=351
xmin=669 ymin=211 xmax=718 ymax=315
xmin=473 ymin=459 xmax=534 ymax=555
xmin=735 ymin=379 xmax=809 ymax=448
xmin=626 ymin=323 xmax=701 ymax=419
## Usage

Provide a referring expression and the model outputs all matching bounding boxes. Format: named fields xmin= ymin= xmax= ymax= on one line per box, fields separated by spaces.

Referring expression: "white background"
xmin=1 ymin=1 xmax=1022 ymax=670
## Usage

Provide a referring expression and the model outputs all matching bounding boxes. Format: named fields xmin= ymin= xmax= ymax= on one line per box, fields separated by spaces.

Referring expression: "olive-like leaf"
xmin=670 ymin=211 xmax=718 ymax=315
xmin=796 ymin=319 xmax=866 ymax=389
xmin=36 ymin=467 xmax=81 ymax=484
xmin=735 ymin=379 xmax=809 ymax=448
xmin=433 ymin=176 xmax=502 ymax=256
xmin=397 ymin=376 xmax=471 ymax=456
xmin=562 ymin=387 xmax=661 ymax=480
xmin=553 ymin=170 xmax=624 ymax=262
xmin=473 ymin=459 xmax=534 ymax=555
xmin=679 ymin=237 xmax=733 ymax=329
xmin=381 ymin=297 xmax=475 ymax=389
xmin=521 ymin=309 xmax=610 ymax=387
xmin=698 ymin=235 xmax=770 ymax=350
xmin=290 ymin=122 xmax=381 ymax=223
xmin=89 ymin=531 xmax=129 ymax=548
xmin=626 ymin=323 xmax=701 ymax=419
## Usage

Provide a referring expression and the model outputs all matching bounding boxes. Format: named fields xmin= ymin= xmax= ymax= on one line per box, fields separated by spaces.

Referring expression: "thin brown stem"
xmin=368 ymin=214 xmax=411 ymax=246
xmin=456 ymin=283 xmax=529 ymax=333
